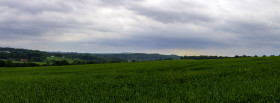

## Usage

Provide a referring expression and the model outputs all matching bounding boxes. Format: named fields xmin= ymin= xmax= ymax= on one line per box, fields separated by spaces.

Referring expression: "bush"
xmin=0 ymin=60 xmax=5 ymax=67
xmin=5 ymin=60 xmax=14 ymax=67
xmin=0 ymin=60 xmax=40 ymax=67
xmin=52 ymin=60 xmax=70 ymax=66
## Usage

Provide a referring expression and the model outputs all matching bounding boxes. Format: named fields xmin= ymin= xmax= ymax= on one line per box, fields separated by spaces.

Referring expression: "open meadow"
xmin=0 ymin=57 xmax=280 ymax=102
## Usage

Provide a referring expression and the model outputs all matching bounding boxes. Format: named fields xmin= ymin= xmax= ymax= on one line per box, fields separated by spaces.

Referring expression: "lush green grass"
xmin=46 ymin=57 xmax=77 ymax=63
xmin=0 ymin=57 xmax=280 ymax=102
xmin=9 ymin=57 xmax=76 ymax=65
xmin=12 ymin=61 xmax=45 ymax=65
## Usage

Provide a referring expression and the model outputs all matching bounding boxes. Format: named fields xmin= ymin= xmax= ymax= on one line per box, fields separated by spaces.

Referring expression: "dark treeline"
xmin=0 ymin=47 xmax=180 ymax=63
xmin=0 ymin=47 xmax=105 ymax=62
xmin=0 ymin=47 xmax=120 ymax=67
xmin=180 ymin=54 xmax=279 ymax=60
xmin=0 ymin=60 xmax=39 ymax=67
xmin=180 ymin=55 xmax=230 ymax=60
xmin=0 ymin=47 xmax=111 ymax=63
xmin=0 ymin=47 xmax=47 ymax=61
xmin=49 ymin=53 xmax=105 ymax=61
xmin=49 ymin=59 xmax=122 ymax=66
xmin=0 ymin=59 xmax=123 ymax=67
xmin=94 ymin=53 xmax=180 ymax=61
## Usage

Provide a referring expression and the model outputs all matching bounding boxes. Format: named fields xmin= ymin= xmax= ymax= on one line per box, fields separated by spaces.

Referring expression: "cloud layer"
xmin=1 ymin=0 xmax=280 ymax=56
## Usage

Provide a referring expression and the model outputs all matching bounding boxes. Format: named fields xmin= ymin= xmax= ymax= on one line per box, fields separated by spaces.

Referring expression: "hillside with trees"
xmin=0 ymin=47 xmax=180 ymax=67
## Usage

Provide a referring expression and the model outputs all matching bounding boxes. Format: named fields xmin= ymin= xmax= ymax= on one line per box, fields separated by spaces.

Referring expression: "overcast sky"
xmin=1 ymin=0 xmax=280 ymax=56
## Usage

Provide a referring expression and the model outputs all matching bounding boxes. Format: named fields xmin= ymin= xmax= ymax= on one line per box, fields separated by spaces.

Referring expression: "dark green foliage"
xmin=0 ymin=59 xmax=39 ymax=67
xmin=0 ymin=47 xmax=47 ymax=59
xmin=5 ymin=60 xmax=14 ymax=67
xmin=235 ymin=55 xmax=240 ymax=58
xmin=13 ymin=62 xmax=39 ymax=67
xmin=30 ymin=57 xmax=46 ymax=62
xmin=72 ymin=60 xmax=87 ymax=65
xmin=95 ymin=53 xmax=180 ymax=61
xmin=1 ymin=47 xmax=179 ymax=64
xmin=0 ymin=60 xmax=5 ymax=66
xmin=0 ymin=57 xmax=280 ymax=102
xmin=52 ymin=60 xmax=70 ymax=66
xmin=60 ymin=60 xmax=70 ymax=65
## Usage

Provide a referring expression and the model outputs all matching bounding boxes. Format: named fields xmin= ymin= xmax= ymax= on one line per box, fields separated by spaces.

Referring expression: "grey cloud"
xmin=100 ymin=0 xmax=143 ymax=6
xmin=218 ymin=20 xmax=276 ymax=35
xmin=0 ymin=22 xmax=49 ymax=35
xmin=0 ymin=0 xmax=99 ymax=39
xmin=0 ymin=1 xmax=71 ymax=38
xmin=93 ymin=35 xmax=231 ymax=50
xmin=130 ymin=8 xmax=215 ymax=23
xmin=100 ymin=0 xmax=214 ymax=23
xmin=0 ymin=0 xmax=74 ymax=14
xmin=0 ymin=19 xmax=80 ymax=38
xmin=1 ymin=0 xmax=280 ymax=56
xmin=216 ymin=19 xmax=280 ymax=48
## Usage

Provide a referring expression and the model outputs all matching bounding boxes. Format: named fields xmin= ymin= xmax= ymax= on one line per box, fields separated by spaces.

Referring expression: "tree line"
xmin=180 ymin=54 xmax=280 ymax=60
xmin=0 ymin=60 xmax=39 ymax=67
xmin=0 ymin=59 xmax=123 ymax=67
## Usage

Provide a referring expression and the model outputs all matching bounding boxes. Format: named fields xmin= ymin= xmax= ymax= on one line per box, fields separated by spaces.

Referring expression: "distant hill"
xmin=94 ymin=53 xmax=180 ymax=61
xmin=0 ymin=47 xmax=180 ymax=62
xmin=0 ymin=47 xmax=47 ymax=60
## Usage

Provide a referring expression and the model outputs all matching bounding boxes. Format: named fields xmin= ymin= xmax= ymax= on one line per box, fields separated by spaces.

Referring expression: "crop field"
xmin=6 ymin=57 xmax=76 ymax=66
xmin=46 ymin=57 xmax=76 ymax=63
xmin=0 ymin=57 xmax=280 ymax=102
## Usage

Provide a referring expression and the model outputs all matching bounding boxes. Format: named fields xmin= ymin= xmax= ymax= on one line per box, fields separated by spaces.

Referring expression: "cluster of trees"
xmin=0 ymin=59 xmax=124 ymax=67
xmin=181 ymin=54 xmax=280 ymax=60
xmin=0 ymin=47 xmax=111 ymax=63
xmin=50 ymin=53 xmax=180 ymax=62
xmin=180 ymin=55 xmax=230 ymax=60
xmin=1 ymin=47 xmax=180 ymax=63
xmin=49 ymin=53 xmax=105 ymax=61
xmin=0 ymin=60 xmax=39 ymax=67
xmin=0 ymin=47 xmax=47 ymax=60
xmin=95 ymin=53 xmax=180 ymax=61
xmin=46 ymin=59 xmax=122 ymax=66
xmin=234 ymin=55 xmax=279 ymax=58
xmin=51 ymin=60 xmax=70 ymax=66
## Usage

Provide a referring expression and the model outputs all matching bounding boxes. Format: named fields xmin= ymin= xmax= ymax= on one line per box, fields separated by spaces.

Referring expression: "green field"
xmin=0 ymin=57 xmax=280 ymax=102
xmin=46 ymin=57 xmax=77 ymax=63
xmin=8 ymin=57 xmax=76 ymax=66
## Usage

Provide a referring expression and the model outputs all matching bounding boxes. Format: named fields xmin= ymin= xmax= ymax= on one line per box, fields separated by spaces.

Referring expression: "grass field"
xmin=46 ymin=57 xmax=76 ymax=63
xmin=9 ymin=57 xmax=76 ymax=65
xmin=0 ymin=57 xmax=280 ymax=102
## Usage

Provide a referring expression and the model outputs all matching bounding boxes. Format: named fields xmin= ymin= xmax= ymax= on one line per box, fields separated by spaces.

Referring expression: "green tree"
xmin=0 ymin=60 xmax=5 ymax=67
xmin=60 ymin=60 xmax=70 ymax=65
xmin=234 ymin=55 xmax=240 ymax=58
xmin=5 ymin=60 xmax=13 ymax=67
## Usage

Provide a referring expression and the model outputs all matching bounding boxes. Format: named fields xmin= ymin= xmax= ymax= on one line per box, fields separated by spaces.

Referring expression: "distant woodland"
xmin=0 ymin=47 xmax=278 ymax=67
xmin=0 ymin=47 xmax=179 ymax=67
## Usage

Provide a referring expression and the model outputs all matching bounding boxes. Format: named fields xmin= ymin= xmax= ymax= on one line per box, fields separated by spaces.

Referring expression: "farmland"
xmin=0 ymin=57 xmax=280 ymax=102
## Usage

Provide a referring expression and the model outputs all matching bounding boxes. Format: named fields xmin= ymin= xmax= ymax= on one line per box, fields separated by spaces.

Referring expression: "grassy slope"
xmin=8 ymin=57 xmax=74 ymax=65
xmin=46 ymin=57 xmax=77 ymax=63
xmin=0 ymin=57 xmax=280 ymax=102
xmin=12 ymin=61 xmax=46 ymax=65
